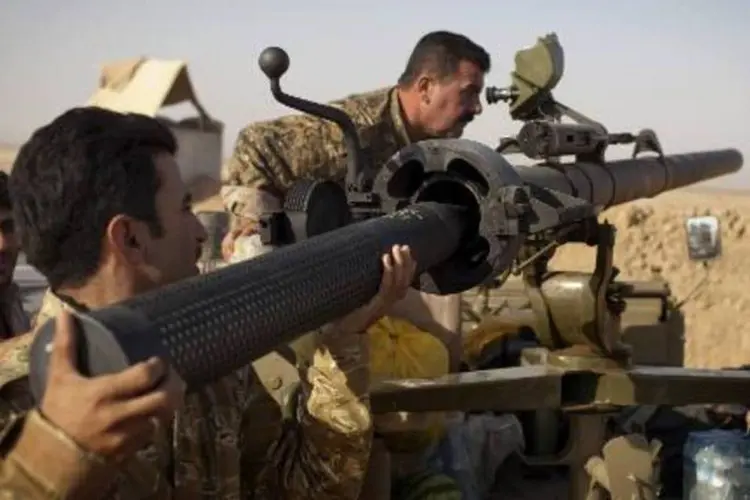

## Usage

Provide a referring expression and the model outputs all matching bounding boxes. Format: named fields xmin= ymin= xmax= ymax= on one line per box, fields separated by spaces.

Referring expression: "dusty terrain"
xmin=550 ymin=188 xmax=750 ymax=369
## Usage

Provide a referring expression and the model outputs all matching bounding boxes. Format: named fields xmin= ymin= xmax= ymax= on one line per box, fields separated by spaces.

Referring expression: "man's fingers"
xmin=380 ymin=251 xmax=394 ymax=293
xmin=388 ymin=245 xmax=412 ymax=292
xmin=112 ymin=382 xmax=182 ymax=425
xmin=391 ymin=244 xmax=405 ymax=268
xmin=47 ymin=310 xmax=80 ymax=379
xmin=397 ymin=245 xmax=415 ymax=288
xmin=96 ymin=357 xmax=167 ymax=401
xmin=221 ymin=229 xmax=239 ymax=261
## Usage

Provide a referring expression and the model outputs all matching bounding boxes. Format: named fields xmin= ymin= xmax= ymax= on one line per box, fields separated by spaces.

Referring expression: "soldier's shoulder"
xmin=0 ymin=332 xmax=33 ymax=392
xmin=31 ymin=289 xmax=66 ymax=330
xmin=238 ymin=86 xmax=394 ymax=141
xmin=238 ymin=112 xmax=327 ymax=145
xmin=0 ymin=289 xmax=67 ymax=391
xmin=333 ymin=87 xmax=393 ymax=121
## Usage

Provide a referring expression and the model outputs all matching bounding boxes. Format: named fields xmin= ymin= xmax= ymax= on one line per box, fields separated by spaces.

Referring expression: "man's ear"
xmin=416 ymin=74 xmax=433 ymax=104
xmin=105 ymin=214 xmax=147 ymax=264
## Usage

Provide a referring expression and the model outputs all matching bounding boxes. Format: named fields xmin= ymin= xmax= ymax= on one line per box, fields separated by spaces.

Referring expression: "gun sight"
xmin=486 ymin=33 xmax=664 ymax=164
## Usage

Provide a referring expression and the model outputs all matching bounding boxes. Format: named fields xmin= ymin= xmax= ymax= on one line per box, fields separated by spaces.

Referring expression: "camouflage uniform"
xmin=0 ymin=290 xmax=372 ymax=499
xmin=221 ymin=86 xmax=411 ymax=231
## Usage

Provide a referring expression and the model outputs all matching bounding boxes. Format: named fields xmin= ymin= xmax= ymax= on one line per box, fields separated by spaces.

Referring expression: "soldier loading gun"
xmin=0 ymin=108 xmax=417 ymax=499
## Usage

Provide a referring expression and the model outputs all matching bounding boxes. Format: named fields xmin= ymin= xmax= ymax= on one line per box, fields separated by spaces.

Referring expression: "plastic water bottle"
xmin=684 ymin=429 xmax=750 ymax=499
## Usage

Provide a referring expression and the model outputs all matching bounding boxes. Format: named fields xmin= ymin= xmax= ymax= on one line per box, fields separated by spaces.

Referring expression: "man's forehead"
xmin=455 ymin=60 xmax=485 ymax=87
xmin=154 ymin=153 xmax=186 ymax=192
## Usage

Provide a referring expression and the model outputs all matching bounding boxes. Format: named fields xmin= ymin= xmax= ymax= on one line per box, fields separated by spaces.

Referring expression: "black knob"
xmin=258 ymin=47 xmax=290 ymax=80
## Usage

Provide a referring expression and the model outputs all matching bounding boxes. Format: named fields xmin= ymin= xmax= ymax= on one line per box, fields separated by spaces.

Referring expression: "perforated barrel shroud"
xmin=29 ymin=202 xmax=464 ymax=399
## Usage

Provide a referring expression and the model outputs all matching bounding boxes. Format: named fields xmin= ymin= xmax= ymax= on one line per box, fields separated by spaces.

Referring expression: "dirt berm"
xmin=550 ymin=188 xmax=750 ymax=369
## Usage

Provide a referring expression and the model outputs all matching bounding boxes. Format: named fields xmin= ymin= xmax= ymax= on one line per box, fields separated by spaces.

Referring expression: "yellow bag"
xmin=368 ymin=316 xmax=449 ymax=453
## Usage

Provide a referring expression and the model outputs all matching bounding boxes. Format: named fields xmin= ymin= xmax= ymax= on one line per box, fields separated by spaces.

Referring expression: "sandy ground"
xmin=550 ymin=187 xmax=750 ymax=369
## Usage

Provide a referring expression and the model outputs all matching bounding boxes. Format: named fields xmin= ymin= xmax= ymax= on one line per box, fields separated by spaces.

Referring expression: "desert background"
xmin=550 ymin=188 xmax=749 ymax=369
xmin=3 ymin=142 xmax=748 ymax=369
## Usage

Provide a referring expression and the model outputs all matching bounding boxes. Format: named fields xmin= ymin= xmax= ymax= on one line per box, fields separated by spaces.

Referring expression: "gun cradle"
xmin=369 ymin=356 xmax=750 ymax=500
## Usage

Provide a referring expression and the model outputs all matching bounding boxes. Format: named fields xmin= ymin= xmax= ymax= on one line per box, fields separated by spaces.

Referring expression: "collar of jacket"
xmin=388 ymin=86 xmax=413 ymax=148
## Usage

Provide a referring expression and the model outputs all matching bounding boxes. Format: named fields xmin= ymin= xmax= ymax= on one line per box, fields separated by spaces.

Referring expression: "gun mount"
xmin=27 ymin=39 xmax=748 ymax=500
xmin=256 ymin=47 xmax=379 ymax=246
xmin=486 ymin=33 xmax=663 ymax=165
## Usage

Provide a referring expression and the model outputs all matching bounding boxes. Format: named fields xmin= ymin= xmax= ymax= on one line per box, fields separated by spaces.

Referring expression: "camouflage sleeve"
xmin=220 ymin=125 xmax=283 ymax=229
xmin=0 ymin=410 xmax=115 ymax=499
xmin=220 ymin=124 xmax=289 ymax=231
xmin=220 ymin=116 xmax=348 ymax=232
xmin=256 ymin=324 xmax=372 ymax=500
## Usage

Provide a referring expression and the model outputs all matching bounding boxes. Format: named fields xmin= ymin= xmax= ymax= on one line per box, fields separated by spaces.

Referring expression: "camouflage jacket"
xmin=221 ymin=86 xmax=411 ymax=226
xmin=0 ymin=290 xmax=373 ymax=499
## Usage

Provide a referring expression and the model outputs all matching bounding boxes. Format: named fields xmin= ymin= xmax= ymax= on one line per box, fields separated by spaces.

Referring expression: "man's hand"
xmin=221 ymin=226 xmax=255 ymax=262
xmin=335 ymin=245 xmax=417 ymax=334
xmin=39 ymin=310 xmax=185 ymax=462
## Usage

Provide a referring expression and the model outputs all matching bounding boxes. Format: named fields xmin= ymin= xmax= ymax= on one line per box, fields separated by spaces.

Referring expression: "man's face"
xmin=418 ymin=60 xmax=485 ymax=138
xmin=0 ymin=209 xmax=19 ymax=287
xmin=113 ymin=153 xmax=207 ymax=292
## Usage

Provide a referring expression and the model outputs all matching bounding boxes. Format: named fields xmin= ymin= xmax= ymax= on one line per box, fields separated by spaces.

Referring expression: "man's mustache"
xmin=459 ymin=113 xmax=475 ymax=125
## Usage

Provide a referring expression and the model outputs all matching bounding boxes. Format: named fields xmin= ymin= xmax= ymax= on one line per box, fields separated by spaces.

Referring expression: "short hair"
xmin=10 ymin=107 xmax=177 ymax=289
xmin=398 ymin=31 xmax=491 ymax=86
xmin=0 ymin=172 xmax=10 ymax=211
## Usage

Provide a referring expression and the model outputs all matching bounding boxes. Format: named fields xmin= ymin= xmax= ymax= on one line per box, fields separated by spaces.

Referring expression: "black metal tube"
xmin=515 ymin=149 xmax=743 ymax=208
xmin=29 ymin=202 xmax=464 ymax=401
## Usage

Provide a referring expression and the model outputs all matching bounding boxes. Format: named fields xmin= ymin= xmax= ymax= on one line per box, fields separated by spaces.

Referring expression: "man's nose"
xmin=0 ymin=232 xmax=8 ymax=251
xmin=473 ymin=97 xmax=483 ymax=116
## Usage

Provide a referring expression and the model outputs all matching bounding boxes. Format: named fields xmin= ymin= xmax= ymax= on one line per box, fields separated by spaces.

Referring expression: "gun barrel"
xmin=29 ymin=202 xmax=465 ymax=401
xmin=27 ymin=139 xmax=744 ymax=402
xmin=515 ymin=149 xmax=743 ymax=208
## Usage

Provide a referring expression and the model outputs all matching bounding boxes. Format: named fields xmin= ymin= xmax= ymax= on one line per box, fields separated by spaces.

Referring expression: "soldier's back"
xmin=226 ymin=86 xmax=410 ymax=195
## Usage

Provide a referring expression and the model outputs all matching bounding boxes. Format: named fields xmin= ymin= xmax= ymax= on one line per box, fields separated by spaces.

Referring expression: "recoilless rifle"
xmin=28 ymin=32 xmax=747 ymax=500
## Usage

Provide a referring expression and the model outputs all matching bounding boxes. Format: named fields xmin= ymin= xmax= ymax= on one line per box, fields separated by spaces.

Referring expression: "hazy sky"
xmin=1 ymin=0 xmax=748 ymax=187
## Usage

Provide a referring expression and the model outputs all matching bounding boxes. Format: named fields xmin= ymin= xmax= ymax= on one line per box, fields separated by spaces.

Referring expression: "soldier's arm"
xmin=221 ymin=117 xmax=346 ymax=234
xmin=255 ymin=323 xmax=372 ymax=499
xmin=0 ymin=410 xmax=115 ymax=499
xmin=0 ymin=310 xmax=184 ymax=499
xmin=221 ymin=125 xmax=284 ymax=238
xmin=256 ymin=246 xmax=416 ymax=499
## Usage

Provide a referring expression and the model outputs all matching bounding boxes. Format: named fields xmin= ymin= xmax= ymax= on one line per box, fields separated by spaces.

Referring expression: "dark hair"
xmin=10 ymin=107 xmax=177 ymax=289
xmin=398 ymin=31 xmax=491 ymax=86
xmin=0 ymin=172 xmax=10 ymax=211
